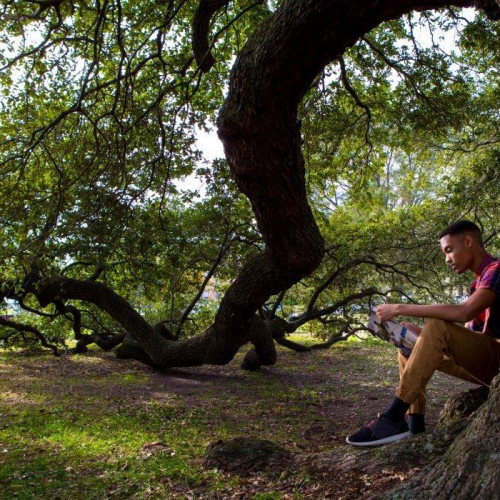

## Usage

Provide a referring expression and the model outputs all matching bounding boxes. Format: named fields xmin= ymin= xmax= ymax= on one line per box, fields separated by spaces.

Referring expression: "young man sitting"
xmin=347 ymin=220 xmax=500 ymax=447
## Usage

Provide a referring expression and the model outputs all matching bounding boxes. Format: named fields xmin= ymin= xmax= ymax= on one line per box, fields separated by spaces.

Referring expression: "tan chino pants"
xmin=396 ymin=319 xmax=500 ymax=414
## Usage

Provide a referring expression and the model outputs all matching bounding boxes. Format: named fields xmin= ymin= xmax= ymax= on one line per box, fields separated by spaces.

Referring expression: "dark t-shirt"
xmin=468 ymin=254 xmax=500 ymax=339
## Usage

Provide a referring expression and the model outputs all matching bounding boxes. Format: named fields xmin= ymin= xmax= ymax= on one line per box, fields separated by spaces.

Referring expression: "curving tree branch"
xmin=192 ymin=0 xmax=232 ymax=72
xmin=338 ymin=55 xmax=373 ymax=155
xmin=0 ymin=316 xmax=60 ymax=356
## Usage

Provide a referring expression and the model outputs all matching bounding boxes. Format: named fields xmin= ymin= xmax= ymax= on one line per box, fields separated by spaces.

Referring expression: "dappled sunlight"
xmin=0 ymin=389 xmax=46 ymax=406
xmin=0 ymin=340 xmax=486 ymax=498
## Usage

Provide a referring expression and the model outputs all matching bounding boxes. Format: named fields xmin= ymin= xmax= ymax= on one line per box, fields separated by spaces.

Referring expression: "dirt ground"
xmin=0 ymin=340 xmax=474 ymax=498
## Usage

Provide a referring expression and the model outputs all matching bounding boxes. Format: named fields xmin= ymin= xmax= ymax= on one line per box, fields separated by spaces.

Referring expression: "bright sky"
xmin=196 ymin=126 xmax=225 ymax=161
xmin=175 ymin=127 xmax=225 ymax=194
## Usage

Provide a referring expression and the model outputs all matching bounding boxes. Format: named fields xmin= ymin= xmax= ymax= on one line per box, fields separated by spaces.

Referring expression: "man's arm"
xmin=377 ymin=288 xmax=497 ymax=324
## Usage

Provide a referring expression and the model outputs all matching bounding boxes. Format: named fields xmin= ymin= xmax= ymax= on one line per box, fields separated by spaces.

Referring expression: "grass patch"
xmin=0 ymin=401 xmax=212 ymax=498
xmin=0 ymin=340 xmax=473 ymax=498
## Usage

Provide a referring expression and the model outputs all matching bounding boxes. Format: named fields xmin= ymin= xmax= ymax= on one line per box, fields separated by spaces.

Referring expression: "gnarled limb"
xmin=0 ymin=316 xmax=60 ymax=356
xmin=214 ymin=0 xmax=500 ymax=372
xmin=28 ymin=273 xmax=269 ymax=368
xmin=192 ymin=0 xmax=232 ymax=72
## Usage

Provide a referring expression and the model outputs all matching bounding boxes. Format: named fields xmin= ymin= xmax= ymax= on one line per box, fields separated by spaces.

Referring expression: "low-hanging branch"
xmin=0 ymin=316 xmax=60 ymax=356
xmin=304 ymin=255 xmax=433 ymax=320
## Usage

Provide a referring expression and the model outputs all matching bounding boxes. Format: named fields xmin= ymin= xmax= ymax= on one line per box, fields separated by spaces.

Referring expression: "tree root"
xmin=378 ymin=378 xmax=498 ymax=499
xmin=205 ymin=384 xmax=492 ymax=495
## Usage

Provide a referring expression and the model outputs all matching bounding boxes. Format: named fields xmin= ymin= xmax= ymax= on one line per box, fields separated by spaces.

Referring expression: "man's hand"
xmin=376 ymin=304 xmax=400 ymax=323
xmin=376 ymin=304 xmax=422 ymax=333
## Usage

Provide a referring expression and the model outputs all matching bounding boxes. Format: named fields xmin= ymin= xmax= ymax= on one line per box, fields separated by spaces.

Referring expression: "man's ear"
xmin=464 ymin=235 xmax=473 ymax=248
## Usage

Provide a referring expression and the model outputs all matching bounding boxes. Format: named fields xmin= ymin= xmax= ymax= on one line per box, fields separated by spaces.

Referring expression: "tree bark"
xmin=380 ymin=376 xmax=500 ymax=499
xmin=32 ymin=276 xmax=259 ymax=368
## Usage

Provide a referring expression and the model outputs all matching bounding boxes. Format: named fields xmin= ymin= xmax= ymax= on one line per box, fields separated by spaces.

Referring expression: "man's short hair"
xmin=439 ymin=220 xmax=483 ymax=245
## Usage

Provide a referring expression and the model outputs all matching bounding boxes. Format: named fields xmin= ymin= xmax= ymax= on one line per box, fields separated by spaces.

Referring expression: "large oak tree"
xmin=1 ymin=2 xmax=500 ymax=493
xmin=1 ymin=0 xmax=499 ymax=367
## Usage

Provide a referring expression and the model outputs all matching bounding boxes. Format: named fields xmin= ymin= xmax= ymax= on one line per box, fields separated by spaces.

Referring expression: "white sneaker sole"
xmin=346 ymin=430 xmax=412 ymax=447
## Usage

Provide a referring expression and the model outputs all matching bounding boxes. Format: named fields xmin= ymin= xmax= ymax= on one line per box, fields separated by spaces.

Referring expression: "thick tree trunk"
xmin=381 ymin=376 xmax=500 ymax=499
xmin=214 ymin=0 xmax=495 ymax=367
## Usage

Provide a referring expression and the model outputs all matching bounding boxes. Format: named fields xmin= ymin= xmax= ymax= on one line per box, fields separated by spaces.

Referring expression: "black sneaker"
xmin=346 ymin=414 xmax=411 ymax=447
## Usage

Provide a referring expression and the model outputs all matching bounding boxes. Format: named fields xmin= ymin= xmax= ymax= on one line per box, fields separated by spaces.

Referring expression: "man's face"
xmin=439 ymin=233 xmax=474 ymax=274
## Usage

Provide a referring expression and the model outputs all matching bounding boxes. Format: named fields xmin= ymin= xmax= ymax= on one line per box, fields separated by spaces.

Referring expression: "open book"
xmin=367 ymin=308 xmax=419 ymax=357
